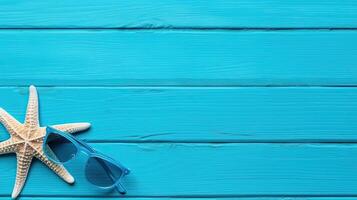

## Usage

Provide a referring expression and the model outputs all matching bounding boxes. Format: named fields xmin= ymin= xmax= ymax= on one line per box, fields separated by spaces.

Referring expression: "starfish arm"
xmin=0 ymin=108 xmax=22 ymax=136
xmin=12 ymin=152 xmax=33 ymax=199
xmin=0 ymin=139 xmax=16 ymax=155
xmin=24 ymin=85 xmax=40 ymax=131
xmin=52 ymin=122 xmax=91 ymax=134
xmin=34 ymin=149 xmax=74 ymax=184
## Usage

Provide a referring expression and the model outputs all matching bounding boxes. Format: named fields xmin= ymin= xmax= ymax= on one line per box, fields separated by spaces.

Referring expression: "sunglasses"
xmin=43 ymin=126 xmax=130 ymax=194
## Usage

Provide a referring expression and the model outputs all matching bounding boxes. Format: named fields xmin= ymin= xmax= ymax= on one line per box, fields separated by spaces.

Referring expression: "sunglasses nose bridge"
xmin=80 ymin=147 xmax=92 ymax=157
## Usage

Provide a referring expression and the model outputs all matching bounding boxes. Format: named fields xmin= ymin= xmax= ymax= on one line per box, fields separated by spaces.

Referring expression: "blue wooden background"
xmin=1 ymin=1 xmax=357 ymax=200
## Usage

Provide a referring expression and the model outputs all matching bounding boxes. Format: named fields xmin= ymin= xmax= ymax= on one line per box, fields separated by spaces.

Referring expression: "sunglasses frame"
xmin=43 ymin=126 xmax=130 ymax=194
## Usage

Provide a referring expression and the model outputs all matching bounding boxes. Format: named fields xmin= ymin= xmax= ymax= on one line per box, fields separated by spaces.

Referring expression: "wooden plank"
xmin=1 ymin=31 xmax=357 ymax=86
xmin=0 ymin=87 xmax=357 ymax=142
xmin=1 ymin=1 xmax=357 ymax=28
xmin=0 ymin=143 xmax=357 ymax=196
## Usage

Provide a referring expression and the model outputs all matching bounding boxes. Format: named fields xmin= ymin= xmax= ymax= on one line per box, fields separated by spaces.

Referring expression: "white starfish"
xmin=0 ymin=85 xmax=90 ymax=198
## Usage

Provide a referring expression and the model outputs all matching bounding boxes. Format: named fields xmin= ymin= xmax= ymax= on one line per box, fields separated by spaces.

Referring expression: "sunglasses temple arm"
xmin=116 ymin=183 xmax=127 ymax=194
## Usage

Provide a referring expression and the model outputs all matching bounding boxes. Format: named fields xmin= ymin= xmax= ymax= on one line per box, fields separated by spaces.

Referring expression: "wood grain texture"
xmin=1 ymin=31 xmax=357 ymax=86
xmin=0 ymin=1 xmax=357 ymax=28
xmin=0 ymin=143 xmax=356 ymax=196
xmin=1 ymin=1 xmax=356 ymax=198
xmin=0 ymin=87 xmax=357 ymax=142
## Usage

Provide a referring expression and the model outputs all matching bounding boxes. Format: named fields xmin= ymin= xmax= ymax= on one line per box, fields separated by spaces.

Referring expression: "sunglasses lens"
xmin=44 ymin=132 xmax=77 ymax=163
xmin=85 ymin=156 xmax=124 ymax=188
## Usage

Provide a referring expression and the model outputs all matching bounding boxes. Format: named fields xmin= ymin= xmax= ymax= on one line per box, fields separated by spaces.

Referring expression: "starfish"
xmin=0 ymin=85 xmax=90 ymax=198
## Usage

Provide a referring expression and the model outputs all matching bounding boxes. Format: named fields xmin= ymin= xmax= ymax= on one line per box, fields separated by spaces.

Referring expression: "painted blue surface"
xmin=0 ymin=1 xmax=357 ymax=200
xmin=1 ymin=31 xmax=357 ymax=86
xmin=1 ymin=1 xmax=357 ymax=28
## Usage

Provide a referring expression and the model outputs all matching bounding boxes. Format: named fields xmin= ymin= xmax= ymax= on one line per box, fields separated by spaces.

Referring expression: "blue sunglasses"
xmin=43 ymin=126 xmax=130 ymax=194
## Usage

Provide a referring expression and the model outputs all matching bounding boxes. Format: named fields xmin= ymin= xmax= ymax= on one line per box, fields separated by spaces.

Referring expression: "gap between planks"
xmin=2 ymin=27 xmax=357 ymax=31
xmin=0 ymin=85 xmax=357 ymax=88
xmin=3 ymin=195 xmax=357 ymax=198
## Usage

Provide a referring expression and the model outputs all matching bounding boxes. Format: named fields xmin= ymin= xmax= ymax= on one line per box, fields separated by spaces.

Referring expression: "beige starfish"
xmin=0 ymin=85 xmax=90 ymax=198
